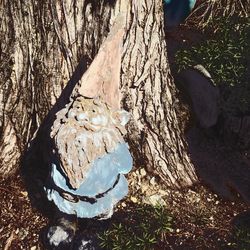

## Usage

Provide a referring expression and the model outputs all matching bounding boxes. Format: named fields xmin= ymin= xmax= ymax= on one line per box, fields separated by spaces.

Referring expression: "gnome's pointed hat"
xmin=76 ymin=14 xmax=126 ymax=109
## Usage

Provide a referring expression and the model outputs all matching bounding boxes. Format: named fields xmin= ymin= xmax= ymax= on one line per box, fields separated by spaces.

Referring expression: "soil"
xmin=0 ymin=169 xmax=249 ymax=250
xmin=0 ymin=173 xmax=48 ymax=250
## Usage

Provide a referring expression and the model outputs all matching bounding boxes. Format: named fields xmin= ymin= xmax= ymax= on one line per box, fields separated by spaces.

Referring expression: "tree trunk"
xmin=0 ymin=0 xmax=197 ymax=188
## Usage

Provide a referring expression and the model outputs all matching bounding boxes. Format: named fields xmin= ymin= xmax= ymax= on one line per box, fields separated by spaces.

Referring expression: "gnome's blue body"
xmin=46 ymin=143 xmax=132 ymax=218
xmin=164 ymin=0 xmax=196 ymax=28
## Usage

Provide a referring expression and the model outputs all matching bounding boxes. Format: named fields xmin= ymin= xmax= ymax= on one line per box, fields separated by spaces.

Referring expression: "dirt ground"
xmin=0 ymin=169 xmax=249 ymax=250
xmin=0 ymin=173 xmax=47 ymax=250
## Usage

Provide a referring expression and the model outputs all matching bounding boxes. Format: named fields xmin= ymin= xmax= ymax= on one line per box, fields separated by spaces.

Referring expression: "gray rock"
xmin=45 ymin=224 xmax=75 ymax=250
xmin=47 ymin=226 xmax=72 ymax=247
xmin=177 ymin=66 xmax=220 ymax=128
xmin=43 ymin=213 xmax=78 ymax=249
xmin=143 ymin=194 xmax=166 ymax=206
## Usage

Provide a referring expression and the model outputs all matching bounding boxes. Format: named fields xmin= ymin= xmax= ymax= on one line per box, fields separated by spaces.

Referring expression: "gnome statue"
xmin=43 ymin=14 xmax=133 ymax=249
xmin=46 ymin=96 xmax=132 ymax=219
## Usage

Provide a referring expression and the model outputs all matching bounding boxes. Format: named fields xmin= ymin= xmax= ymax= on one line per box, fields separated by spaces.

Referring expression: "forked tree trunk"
xmin=0 ymin=0 xmax=197 ymax=188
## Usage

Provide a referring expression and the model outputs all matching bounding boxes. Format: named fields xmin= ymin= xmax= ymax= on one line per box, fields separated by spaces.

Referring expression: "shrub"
xmin=175 ymin=16 xmax=250 ymax=115
xmin=98 ymin=204 xmax=173 ymax=250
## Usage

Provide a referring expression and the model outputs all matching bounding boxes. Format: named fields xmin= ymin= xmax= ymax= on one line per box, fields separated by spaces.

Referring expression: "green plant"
xmin=175 ymin=16 xmax=250 ymax=115
xmin=189 ymin=205 xmax=210 ymax=226
xmin=98 ymin=204 xmax=173 ymax=250
xmin=231 ymin=227 xmax=250 ymax=250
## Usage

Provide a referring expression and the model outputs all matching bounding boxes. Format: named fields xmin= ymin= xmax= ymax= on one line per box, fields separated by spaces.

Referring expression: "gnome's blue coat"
xmin=164 ymin=0 xmax=196 ymax=28
xmin=45 ymin=143 xmax=132 ymax=218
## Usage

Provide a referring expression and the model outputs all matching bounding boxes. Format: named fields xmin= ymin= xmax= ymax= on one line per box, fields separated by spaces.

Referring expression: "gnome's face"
xmin=68 ymin=98 xmax=109 ymax=127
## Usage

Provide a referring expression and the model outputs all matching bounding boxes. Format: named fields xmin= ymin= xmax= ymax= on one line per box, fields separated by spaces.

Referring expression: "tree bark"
xmin=0 ymin=0 xmax=197 ymax=188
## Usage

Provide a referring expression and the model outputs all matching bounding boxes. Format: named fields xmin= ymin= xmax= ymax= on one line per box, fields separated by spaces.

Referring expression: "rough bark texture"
xmin=0 ymin=0 xmax=197 ymax=188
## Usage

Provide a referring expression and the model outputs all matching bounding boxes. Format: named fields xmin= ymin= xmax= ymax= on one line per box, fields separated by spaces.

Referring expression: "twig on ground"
xmin=4 ymin=230 xmax=15 ymax=250
xmin=0 ymin=187 xmax=12 ymax=193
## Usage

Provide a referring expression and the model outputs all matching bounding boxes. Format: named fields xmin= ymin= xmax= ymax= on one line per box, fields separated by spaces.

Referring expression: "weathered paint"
xmin=45 ymin=143 xmax=132 ymax=218
xmin=51 ymin=97 xmax=130 ymax=189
